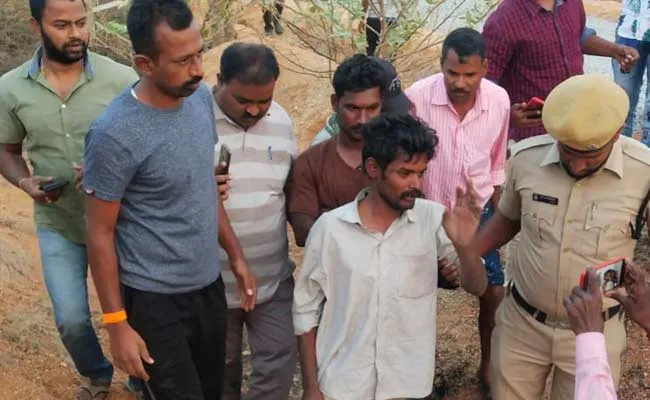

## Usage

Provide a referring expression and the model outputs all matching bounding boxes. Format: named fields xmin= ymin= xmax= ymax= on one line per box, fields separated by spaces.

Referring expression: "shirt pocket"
xmin=585 ymin=218 xmax=635 ymax=260
xmin=521 ymin=201 xmax=558 ymax=245
xmin=394 ymin=248 xmax=437 ymax=299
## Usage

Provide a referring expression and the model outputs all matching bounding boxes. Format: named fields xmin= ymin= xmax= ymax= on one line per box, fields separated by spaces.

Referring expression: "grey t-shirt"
xmin=84 ymin=83 xmax=220 ymax=294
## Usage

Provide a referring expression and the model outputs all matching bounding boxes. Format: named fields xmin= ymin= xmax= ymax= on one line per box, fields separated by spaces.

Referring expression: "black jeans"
xmin=123 ymin=277 xmax=227 ymax=400
xmin=366 ymin=17 xmax=397 ymax=56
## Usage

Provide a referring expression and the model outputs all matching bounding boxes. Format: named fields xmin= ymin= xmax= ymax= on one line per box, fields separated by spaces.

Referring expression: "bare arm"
xmin=298 ymin=328 xmax=322 ymax=397
xmin=474 ymin=209 xmax=520 ymax=257
xmin=86 ymin=195 xmax=153 ymax=380
xmin=490 ymin=187 xmax=501 ymax=210
xmin=456 ymin=246 xmax=487 ymax=296
xmin=289 ymin=212 xmax=317 ymax=247
xmin=217 ymin=193 xmax=257 ymax=311
xmin=86 ymin=196 xmax=123 ymax=314
xmin=0 ymin=143 xmax=29 ymax=187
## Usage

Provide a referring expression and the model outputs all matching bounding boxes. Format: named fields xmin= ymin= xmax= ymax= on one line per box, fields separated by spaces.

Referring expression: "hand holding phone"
xmin=511 ymin=102 xmax=544 ymax=128
xmin=579 ymin=257 xmax=626 ymax=294
xmin=524 ymin=97 xmax=544 ymax=119
xmin=215 ymin=144 xmax=231 ymax=176
xmin=40 ymin=178 xmax=69 ymax=193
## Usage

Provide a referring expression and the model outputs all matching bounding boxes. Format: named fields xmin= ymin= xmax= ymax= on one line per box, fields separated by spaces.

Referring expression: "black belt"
xmin=511 ymin=285 xmax=621 ymax=329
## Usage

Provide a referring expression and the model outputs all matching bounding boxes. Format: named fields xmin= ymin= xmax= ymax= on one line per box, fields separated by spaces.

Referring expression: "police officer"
xmin=473 ymin=73 xmax=650 ymax=400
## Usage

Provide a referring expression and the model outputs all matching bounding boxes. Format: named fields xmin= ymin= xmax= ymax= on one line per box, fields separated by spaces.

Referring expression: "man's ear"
xmin=29 ymin=18 xmax=42 ymax=38
xmin=330 ymin=94 xmax=338 ymax=113
xmin=364 ymin=157 xmax=381 ymax=180
xmin=132 ymin=54 xmax=154 ymax=77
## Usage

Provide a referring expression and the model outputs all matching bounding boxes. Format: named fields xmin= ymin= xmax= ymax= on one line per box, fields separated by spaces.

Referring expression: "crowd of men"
xmin=2 ymin=0 xmax=650 ymax=400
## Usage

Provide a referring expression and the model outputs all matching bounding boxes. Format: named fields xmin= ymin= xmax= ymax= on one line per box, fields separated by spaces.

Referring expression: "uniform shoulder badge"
xmin=509 ymin=134 xmax=555 ymax=158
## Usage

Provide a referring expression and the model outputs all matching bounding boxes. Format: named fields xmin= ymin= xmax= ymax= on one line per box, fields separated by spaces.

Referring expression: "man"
xmin=83 ymin=1 xmax=255 ymax=398
xmin=0 ymin=0 xmax=136 ymax=397
xmin=482 ymin=0 xmax=639 ymax=142
xmin=263 ymin=0 xmax=284 ymax=35
xmin=212 ymin=42 xmax=297 ymax=400
xmin=613 ymin=0 xmax=650 ymax=146
xmin=292 ymin=55 xmax=397 ymax=245
xmin=564 ymin=262 xmax=650 ymax=400
xmin=473 ymin=73 xmax=650 ymax=400
xmin=405 ymin=27 xmax=510 ymax=390
xmin=293 ymin=113 xmax=488 ymax=400
xmin=310 ymin=57 xmax=412 ymax=146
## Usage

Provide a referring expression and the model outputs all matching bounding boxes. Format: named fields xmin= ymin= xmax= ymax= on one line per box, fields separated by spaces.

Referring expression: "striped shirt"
xmin=214 ymin=101 xmax=297 ymax=307
xmin=405 ymin=73 xmax=510 ymax=208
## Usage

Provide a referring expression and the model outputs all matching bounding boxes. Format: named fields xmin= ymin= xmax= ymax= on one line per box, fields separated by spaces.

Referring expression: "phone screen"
xmin=581 ymin=258 xmax=626 ymax=293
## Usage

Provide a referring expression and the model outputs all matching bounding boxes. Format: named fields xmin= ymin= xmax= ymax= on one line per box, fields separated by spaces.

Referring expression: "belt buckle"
xmin=544 ymin=318 xmax=572 ymax=330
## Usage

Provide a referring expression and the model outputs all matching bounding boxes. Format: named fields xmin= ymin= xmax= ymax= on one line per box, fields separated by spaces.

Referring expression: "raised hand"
xmin=443 ymin=179 xmax=482 ymax=249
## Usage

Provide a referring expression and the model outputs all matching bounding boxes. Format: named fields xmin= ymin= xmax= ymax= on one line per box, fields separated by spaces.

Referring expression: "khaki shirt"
xmin=500 ymin=134 xmax=650 ymax=320
xmin=0 ymin=49 xmax=138 ymax=244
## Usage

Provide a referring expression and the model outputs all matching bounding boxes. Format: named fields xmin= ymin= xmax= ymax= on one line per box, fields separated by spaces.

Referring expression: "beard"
xmin=42 ymin=29 xmax=88 ymax=65
xmin=156 ymin=75 xmax=204 ymax=99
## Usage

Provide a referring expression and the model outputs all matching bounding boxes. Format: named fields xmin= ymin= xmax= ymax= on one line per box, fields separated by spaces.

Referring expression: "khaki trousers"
xmin=490 ymin=294 xmax=626 ymax=400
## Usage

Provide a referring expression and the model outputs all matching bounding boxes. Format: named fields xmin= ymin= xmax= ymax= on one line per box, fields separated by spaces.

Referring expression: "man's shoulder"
xmin=298 ymin=138 xmax=331 ymax=163
xmin=413 ymin=198 xmax=446 ymax=220
xmin=484 ymin=0 xmax=522 ymax=30
xmin=0 ymin=60 xmax=31 ymax=92
xmin=90 ymin=89 xmax=133 ymax=133
xmin=481 ymin=78 xmax=510 ymax=105
xmin=620 ymin=136 xmax=650 ymax=167
xmin=406 ymin=73 xmax=441 ymax=94
xmin=88 ymin=52 xmax=138 ymax=84
xmin=269 ymin=101 xmax=292 ymax=123
xmin=510 ymin=134 xmax=555 ymax=158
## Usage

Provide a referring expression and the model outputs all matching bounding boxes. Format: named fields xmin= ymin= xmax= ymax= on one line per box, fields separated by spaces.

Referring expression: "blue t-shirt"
xmin=84 ymin=83 xmax=220 ymax=294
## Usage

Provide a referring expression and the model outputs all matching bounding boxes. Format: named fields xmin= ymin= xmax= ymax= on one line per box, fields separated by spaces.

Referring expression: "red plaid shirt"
xmin=483 ymin=0 xmax=588 ymax=142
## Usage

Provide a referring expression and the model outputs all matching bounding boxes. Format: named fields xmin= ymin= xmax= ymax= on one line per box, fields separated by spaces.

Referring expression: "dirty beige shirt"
xmin=500 ymin=134 xmax=650 ymax=320
xmin=293 ymin=189 xmax=459 ymax=400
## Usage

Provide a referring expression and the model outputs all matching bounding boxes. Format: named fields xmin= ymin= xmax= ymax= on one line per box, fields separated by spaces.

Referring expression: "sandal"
xmin=76 ymin=379 xmax=111 ymax=400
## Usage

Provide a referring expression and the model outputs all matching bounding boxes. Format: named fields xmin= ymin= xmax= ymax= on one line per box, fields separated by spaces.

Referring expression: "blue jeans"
xmin=37 ymin=227 xmax=113 ymax=381
xmin=480 ymin=202 xmax=504 ymax=286
xmin=612 ymin=35 xmax=650 ymax=146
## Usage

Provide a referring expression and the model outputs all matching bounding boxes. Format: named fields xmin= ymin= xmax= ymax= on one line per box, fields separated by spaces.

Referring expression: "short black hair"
xmin=127 ymin=0 xmax=194 ymax=58
xmin=30 ymin=0 xmax=87 ymax=23
xmin=362 ymin=114 xmax=438 ymax=172
xmin=332 ymin=54 xmax=386 ymax=98
xmin=441 ymin=27 xmax=486 ymax=64
xmin=220 ymin=42 xmax=280 ymax=85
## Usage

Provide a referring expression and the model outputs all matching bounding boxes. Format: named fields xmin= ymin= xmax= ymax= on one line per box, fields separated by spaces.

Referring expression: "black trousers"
xmin=123 ymin=277 xmax=227 ymax=400
xmin=366 ymin=17 xmax=397 ymax=56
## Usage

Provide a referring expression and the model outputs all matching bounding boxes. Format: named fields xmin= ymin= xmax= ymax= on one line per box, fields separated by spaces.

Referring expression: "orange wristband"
xmin=103 ymin=310 xmax=127 ymax=325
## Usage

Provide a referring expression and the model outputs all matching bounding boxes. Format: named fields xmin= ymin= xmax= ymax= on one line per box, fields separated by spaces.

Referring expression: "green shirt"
xmin=0 ymin=49 xmax=138 ymax=244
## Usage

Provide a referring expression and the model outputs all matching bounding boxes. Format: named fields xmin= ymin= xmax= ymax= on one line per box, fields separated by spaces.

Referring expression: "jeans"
xmin=37 ymin=227 xmax=113 ymax=381
xmin=480 ymin=202 xmax=504 ymax=285
xmin=612 ymin=35 xmax=650 ymax=146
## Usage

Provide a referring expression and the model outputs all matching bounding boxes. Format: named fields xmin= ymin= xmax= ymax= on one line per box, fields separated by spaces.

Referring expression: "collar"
xmin=24 ymin=47 xmax=94 ymax=80
xmin=540 ymin=139 xmax=624 ymax=178
xmin=340 ymin=187 xmax=418 ymax=225
xmin=430 ymin=74 xmax=489 ymax=112
xmin=521 ymin=0 xmax=564 ymax=17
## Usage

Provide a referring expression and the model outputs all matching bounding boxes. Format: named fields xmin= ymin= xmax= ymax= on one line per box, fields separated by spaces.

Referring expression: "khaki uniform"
xmin=491 ymin=134 xmax=650 ymax=400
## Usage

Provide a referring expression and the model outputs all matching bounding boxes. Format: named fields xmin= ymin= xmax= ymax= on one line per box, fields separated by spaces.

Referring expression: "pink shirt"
xmin=405 ymin=73 xmax=510 ymax=208
xmin=575 ymin=332 xmax=617 ymax=400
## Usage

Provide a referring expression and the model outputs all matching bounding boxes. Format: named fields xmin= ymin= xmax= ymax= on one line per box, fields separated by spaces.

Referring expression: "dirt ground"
xmin=0 ymin=1 xmax=649 ymax=399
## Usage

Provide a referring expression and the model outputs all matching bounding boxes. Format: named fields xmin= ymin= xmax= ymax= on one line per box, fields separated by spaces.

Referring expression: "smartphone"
xmin=525 ymin=97 xmax=545 ymax=119
xmin=579 ymin=257 xmax=626 ymax=293
xmin=39 ymin=178 xmax=69 ymax=193
xmin=215 ymin=144 xmax=231 ymax=175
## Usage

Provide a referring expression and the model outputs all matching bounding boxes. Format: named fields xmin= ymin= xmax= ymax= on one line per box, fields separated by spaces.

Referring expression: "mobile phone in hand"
xmin=215 ymin=144 xmax=231 ymax=176
xmin=39 ymin=178 xmax=69 ymax=193
xmin=579 ymin=257 xmax=626 ymax=294
xmin=525 ymin=97 xmax=544 ymax=119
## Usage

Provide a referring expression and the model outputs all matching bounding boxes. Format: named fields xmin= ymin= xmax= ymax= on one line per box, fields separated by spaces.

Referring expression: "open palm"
xmin=443 ymin=180 xmax=482 ymax=249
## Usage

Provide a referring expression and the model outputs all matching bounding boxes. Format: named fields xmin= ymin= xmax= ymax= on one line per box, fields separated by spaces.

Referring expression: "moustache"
xmin=64 ymin=40 xmax=85 ymax=49
xmin=400 ymin=190 xmax=424 ymax=200
xmin=184 ymin=77 xmax=203 ymax=87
